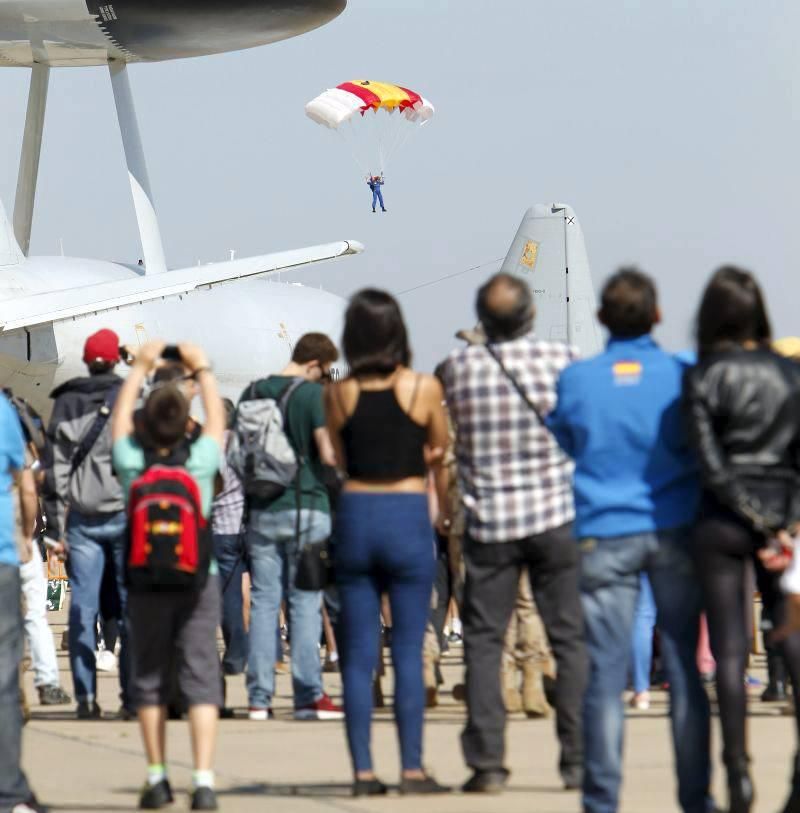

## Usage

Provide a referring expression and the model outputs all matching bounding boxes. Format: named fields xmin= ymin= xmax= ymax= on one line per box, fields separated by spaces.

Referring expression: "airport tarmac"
xmin=20 ymin=608 xmax=798 ymax=813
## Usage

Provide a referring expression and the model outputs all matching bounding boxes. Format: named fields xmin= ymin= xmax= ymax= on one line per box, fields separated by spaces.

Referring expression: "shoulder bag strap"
xmin=69 ymin=384 xmax=122 ymax=476
xmin=485 ymin=344 xmax=547 ymax=426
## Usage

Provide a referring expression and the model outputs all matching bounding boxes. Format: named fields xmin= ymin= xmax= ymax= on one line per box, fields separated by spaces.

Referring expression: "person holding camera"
xmin=42 ymin=328 xmax=132 ymax=719
xmin=112 ymin=340 xmax=225 ymax=811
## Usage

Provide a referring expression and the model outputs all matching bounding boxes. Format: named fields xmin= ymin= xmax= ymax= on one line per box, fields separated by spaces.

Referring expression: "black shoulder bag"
xmin=70 ymin=384 xmax=121 ymax=476
xmin=485 ymin=343 xmax=548 ymax=424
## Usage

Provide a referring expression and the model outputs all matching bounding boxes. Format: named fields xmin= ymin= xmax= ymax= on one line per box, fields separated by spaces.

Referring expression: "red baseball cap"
xmin=83 ymin=329 xmax=121 ymax=365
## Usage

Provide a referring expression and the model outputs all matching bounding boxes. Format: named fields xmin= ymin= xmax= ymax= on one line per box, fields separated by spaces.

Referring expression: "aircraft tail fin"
xmin=501 ymin=203 xmax=602 ymax=358
xmin=0 ymin=197 xmax=24 ymax=269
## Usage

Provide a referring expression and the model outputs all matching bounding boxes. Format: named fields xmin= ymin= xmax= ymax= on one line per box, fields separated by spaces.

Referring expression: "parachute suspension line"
xmin=336 ymin=127 xmax=370 ymax=178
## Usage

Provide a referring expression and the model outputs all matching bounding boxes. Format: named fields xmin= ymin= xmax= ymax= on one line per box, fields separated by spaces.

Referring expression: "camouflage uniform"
xmin=502 ymin=572 xmax=554 ymax=717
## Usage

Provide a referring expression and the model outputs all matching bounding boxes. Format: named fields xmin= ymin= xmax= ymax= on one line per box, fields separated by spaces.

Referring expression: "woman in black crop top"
xmin=325 ymin=289 xmax=451 ymax=797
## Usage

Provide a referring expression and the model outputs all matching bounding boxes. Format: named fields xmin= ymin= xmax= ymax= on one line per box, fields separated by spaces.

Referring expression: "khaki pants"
xmin=501 ymin=573 xmax=555 ymax=716
xmin=504 ymin=573 xmax=553 ymax=670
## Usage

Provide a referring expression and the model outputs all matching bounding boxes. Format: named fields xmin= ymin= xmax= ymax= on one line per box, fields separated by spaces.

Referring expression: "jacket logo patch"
xmin=613 ymin=361 xmax=642 ymax=386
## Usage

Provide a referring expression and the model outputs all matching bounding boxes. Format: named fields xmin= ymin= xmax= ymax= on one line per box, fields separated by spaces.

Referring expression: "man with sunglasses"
xmin=240 ymin=333 xmax=343 ymax=722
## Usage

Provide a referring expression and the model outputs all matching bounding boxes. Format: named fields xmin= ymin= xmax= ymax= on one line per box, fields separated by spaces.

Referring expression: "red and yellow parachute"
xmin=305 ymin=80 xmax=434 ymax=174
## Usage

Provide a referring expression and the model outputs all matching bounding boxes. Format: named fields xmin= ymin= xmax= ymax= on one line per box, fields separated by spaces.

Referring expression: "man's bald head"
xmin=475 ymin=273 xmax=535 ymax=342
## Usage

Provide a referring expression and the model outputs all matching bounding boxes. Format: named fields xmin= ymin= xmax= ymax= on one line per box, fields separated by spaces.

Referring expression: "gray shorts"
xmin=127 ymin=574 xmax=222 ymax=708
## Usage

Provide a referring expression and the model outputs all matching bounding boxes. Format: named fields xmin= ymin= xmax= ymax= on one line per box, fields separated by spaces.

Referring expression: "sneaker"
xmin=294 ymin=693 xmax=344 ymax=721
xmin=630 ymin=691 xmax=650 ymax=711
xmin=38 ymin=685 xmax=72 ymax=706
xmin=12 ymin=796 xmax=48 ymax=813
xmin=76 ymin=700 xmax=102 ymax=720
xmin=323 ymin=657 xmax=340 ymax=674
xmin=190 ymin=786 xmax=218 ymax=811
xmin=248 ymin=706 xmax=273 ymax=721
xmin=95 ymin=649 xmax=117 ymax=672
xmin=138 ymin=779 xmax=173 ymax=809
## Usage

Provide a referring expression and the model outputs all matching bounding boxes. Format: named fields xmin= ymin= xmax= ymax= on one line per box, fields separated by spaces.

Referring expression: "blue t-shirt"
xmin=547 ymin=335 xmax=699 ymax=539
xmin=0 ymin=395 xmax=26 ymax=567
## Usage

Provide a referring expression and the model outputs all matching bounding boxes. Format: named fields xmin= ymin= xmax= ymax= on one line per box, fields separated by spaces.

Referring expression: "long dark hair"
xmin=342 ymin=289 xmax=411 ymax=377
xmin=696 ymin=266 xmax=772 ymax=358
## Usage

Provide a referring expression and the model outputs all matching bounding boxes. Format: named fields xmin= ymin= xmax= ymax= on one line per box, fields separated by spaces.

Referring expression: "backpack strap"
xmin=277 ymin=378 xmax=306 ymax=425
xmin=69 ymin=383 xmax=121 ymax=476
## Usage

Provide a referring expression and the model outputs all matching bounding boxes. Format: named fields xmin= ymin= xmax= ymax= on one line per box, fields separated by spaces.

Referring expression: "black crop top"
xmin=340 ymin=379 xmax=428 ymax=480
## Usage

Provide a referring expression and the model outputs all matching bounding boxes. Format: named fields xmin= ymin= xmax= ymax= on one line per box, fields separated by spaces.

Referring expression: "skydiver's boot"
xmin=381 ymin=207 xmax=387 ymax=212
xmin=372 ymin=207 xmax=376 ymax=213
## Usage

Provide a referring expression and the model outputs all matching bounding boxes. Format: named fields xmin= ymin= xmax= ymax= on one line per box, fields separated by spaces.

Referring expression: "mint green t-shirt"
xmin=112 ymin=435 xmax=221 ymax=517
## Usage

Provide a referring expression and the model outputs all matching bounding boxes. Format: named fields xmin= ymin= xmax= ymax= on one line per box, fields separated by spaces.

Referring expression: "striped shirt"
xmin=443 ymin=333 xmax=578 ymax=543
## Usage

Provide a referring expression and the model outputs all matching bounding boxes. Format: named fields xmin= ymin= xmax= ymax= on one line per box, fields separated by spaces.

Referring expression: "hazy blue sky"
xmin=0 ymin=0 xmax=797 ymax=369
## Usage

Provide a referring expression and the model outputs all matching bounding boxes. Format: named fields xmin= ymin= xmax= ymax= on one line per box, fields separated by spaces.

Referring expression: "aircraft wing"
xmin=0 ymin=241 xmax=363 ymax=332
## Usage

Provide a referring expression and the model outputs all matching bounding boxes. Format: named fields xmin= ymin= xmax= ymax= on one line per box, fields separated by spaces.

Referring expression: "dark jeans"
xmin=0 ymin=564 xmax=33 ymax=811
xmin=213 ymin=532 xmax=248 ymax=676
xmin=694 ymin=508 xmax=800 ymax=769
xmin=429 ymin=532 xmax=454 ymax=653
xmin=461 ymin=522 xmax=587 ymax=777
xmin=335 ymin=492 xmax=435 ymax=774
xmin=580 ymin=529 xmax=712 ymax=813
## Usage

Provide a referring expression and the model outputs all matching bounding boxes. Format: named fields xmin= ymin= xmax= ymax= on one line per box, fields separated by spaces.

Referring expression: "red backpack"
xmin=126 ymin=453 xmax=211 ymax=592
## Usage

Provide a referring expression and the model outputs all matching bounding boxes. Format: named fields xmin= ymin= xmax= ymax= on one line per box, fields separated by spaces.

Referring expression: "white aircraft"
xmin=0 ymin=0 xmax=358 ymax=416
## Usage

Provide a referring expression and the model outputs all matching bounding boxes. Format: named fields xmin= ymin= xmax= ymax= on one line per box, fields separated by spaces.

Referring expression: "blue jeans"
xmin=372 ymin=188 xmax=385 ymax=209
xmin=580 ymin=528 xmax=712 ymax=813
xmin=213 ymin=532 xmax=248 ymax=676
xmin=245 ymin=509 xmax=330 ymax=708
xmin=334 ymin=493 xmax=435 ymax=774
xmin=0 ymin=564 xmax=33 ymax=811
xmin=630 ymin=573 xmax=657 ymax=693
xmin=66 ymin=510 xmax=130 ymax=708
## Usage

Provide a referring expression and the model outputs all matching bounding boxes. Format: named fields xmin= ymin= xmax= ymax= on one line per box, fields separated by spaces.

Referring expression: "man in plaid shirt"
xmin=443 ymin=273 xmax=587 ymax=795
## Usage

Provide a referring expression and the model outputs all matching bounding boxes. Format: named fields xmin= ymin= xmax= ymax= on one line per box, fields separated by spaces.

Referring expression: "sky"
xmin=0 ymin=0 xmax=798 ymax=370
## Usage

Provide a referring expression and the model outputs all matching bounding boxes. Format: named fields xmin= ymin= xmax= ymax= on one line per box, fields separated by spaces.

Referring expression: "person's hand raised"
xmin=177 ymin=343 xmax=211 ymax=374
xmin=133 ymin=340 xmax=166 ymax=371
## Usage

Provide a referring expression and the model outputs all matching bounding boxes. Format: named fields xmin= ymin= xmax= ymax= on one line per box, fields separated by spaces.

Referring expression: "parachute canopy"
xmin=305 ymin=80 xmax=434 ymax=176
xmin=305 ymin=80 xmax=435 ymax=130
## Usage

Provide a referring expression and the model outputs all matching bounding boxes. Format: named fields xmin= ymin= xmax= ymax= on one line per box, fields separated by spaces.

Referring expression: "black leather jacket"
xmin=683 ymin=347 xmax=800 ymax=535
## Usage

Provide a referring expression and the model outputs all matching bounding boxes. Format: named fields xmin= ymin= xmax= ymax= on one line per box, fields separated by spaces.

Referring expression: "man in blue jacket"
xmin=547 ymin=269 xmax=713 ymax=813
xmin=367 ymin=174 xmax=386 ymax=213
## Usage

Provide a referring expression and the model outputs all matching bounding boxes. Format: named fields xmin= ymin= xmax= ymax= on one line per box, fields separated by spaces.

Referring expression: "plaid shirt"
xmin=443 ymin=333 xmax=578 ymax=543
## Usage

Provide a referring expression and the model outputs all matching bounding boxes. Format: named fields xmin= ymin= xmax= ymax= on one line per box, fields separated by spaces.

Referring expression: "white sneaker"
xmin=630 ymin=691 xmax=651 ymax=711
xmin=248 ymin=707 xmax=273 ymax=721
xmin=95 ymin=649 xmax=117 ymax=673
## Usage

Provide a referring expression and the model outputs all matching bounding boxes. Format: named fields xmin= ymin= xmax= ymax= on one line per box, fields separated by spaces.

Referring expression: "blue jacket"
xmin=546 ymin=335 xmax=699 ymax=538
xmin=368 ymin=178 xmax=384 ymax=190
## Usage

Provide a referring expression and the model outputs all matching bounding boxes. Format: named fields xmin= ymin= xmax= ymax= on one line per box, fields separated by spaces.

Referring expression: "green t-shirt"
xmin=112 ymin=435 xmax=221 ymax=518
xmin=244 ymin=376 xmax=330 ymax=515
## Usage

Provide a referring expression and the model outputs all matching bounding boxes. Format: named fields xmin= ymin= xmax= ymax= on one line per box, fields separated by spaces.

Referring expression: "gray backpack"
xmin=227 ymin=378 xmax=305 ymax=501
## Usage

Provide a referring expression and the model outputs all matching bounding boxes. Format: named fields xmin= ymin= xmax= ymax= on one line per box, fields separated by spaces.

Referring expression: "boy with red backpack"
xmin=111 ymin=340 xmax=225 ymax=812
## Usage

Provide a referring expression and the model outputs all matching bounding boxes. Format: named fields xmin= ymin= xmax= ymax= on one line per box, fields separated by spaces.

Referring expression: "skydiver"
xmin=367 ymin=174 xmax=386 ymax=213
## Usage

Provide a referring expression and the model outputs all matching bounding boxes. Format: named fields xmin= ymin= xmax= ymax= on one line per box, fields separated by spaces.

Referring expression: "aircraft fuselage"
xmin=0 ymin=0 xmax=345 ymax=67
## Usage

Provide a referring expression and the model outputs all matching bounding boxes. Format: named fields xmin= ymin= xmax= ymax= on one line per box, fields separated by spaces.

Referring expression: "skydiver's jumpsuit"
xmin=368 ymin=178 xmax=385 ymax=211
